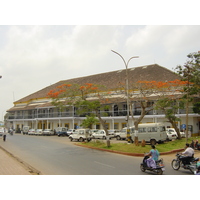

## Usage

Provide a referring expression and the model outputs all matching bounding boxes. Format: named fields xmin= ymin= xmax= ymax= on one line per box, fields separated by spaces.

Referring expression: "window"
xmin=138 ymin=128 xmax=146 ymax=133
xmin=147 ymin=127 xmax=157 ymax=132
xmin=114 ymin=123 xmax=119 ymax=129
xmin=160 ymin=126 xmax=165 ymax=132
xmin=122 ymin=123 xmax=126 ymax=128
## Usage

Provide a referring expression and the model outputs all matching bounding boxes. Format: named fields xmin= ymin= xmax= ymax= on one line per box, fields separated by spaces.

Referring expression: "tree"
xmin=47 ymin=82 xmax=112 ymax=147
xmin=114 ymin=80 xmax=158 ymax=145
xmin=175 ymin=51 xmax=200 ymax=142
xmin=129 ymin=81 xmax=156 ymax=144
xmin=134 ymin=80 xmax=188 ymax=140
xmin=80 ymin=115 xmax=99 ymax=129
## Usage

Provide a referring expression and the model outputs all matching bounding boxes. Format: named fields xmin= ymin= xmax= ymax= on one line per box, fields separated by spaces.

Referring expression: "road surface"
xmin=0 ymin=134 xmax=196 ymax=175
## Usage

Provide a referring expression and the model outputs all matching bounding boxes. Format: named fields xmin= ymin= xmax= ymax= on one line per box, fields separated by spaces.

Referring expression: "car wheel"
xmin=116 ymin=136 xmax=121 ymax=140
xmin=79 ymin=137 xmax=84 ymax=142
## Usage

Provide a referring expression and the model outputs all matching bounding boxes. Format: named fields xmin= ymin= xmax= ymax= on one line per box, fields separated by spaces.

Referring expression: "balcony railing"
xmin=7 ymin=106 xmax=196 ymax=120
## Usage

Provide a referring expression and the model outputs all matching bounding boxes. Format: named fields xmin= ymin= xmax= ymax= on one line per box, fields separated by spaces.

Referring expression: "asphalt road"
xmin=0 ymin=133 xmax=196 ymax=175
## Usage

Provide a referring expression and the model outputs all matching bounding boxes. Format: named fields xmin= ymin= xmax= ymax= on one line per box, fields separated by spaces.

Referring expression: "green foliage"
xmin=193 ymin=102 xmax=200 ymax=114
xmin=155 ymin=98 xmax=182 ymax=122
xmin=175 ymin=51 xmax=200 ymax=97
xmin=80 ymin=115 xmax=99 ymax=128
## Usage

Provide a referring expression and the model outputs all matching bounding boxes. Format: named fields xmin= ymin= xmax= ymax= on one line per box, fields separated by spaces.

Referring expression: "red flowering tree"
xmin=135 ymin=79 xmax=189 ymax=140
xmin=114 ymin=79 xmax=189 ymax=143
xmin=47 ymin=82 xmax=112 ymax=147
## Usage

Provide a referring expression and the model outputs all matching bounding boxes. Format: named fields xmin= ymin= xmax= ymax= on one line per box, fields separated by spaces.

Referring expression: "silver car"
xmin=43 ymin=129 xmax=54 ymax=136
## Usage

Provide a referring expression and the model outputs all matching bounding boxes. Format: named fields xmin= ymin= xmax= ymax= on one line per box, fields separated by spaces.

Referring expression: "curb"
xmin=74 ymin=143 xmax=184 ymax=157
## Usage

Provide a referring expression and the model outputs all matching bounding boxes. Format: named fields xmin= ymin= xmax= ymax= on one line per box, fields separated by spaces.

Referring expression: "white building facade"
xmin=6 ymin=64 xmax=200 ymax=135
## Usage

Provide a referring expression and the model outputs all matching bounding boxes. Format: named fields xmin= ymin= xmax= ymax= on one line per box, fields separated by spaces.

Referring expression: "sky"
xmin=0 ymin=0 xmax=199 ymax=195
xmin=0 ymin=25 xmax=200 ymax=121
xmin=0 ymin=1 xmax=200 ymax=121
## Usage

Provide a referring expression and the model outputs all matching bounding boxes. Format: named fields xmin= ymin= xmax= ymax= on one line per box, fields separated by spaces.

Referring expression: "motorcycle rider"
xmin=181 ymin=143 xmax=194 ymax=166
xmin=146 ymin=145 xmax=160 ymax=168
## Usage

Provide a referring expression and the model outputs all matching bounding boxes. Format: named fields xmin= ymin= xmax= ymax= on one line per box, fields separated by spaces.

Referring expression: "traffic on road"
xmin=0 ymin=131 xmax=200 ymax=175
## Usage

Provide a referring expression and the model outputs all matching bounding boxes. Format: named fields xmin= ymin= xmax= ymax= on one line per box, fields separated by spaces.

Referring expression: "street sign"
xmin=181 ymin=124 xmax=186 ymax=129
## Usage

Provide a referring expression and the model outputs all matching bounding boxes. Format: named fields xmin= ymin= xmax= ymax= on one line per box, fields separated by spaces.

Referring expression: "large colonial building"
xmin=6 ymin=64 xmax=200 ymax=135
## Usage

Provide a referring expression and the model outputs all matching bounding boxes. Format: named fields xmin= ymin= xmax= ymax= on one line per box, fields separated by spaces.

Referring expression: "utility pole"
xmin=111 ymin=50 xmax=139 ymax=143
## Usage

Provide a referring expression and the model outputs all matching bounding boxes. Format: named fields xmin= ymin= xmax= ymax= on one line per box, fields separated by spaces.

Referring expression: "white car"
xmin=180 ymin=131 xmax=186 ymax=138
xmin=166 ymin=130 xmax=177 ymax=140
xmin=92 ymin=130 xmax=113 ymax=139
xmin=69 ymin=129 xmax=92 ymax=142
xmin=43 ymin=129 xmax=54 ymax=135
xmin=28 ymin=129 xmax=36 ymax=135
xmin=166 ymin=128 xmax=178 ymax=138
xmin=115 ymin=128 xmax=128 ymax=140
xmin=67 ymin=129 xmax=76 ymax=136
xmin=35 ymin=129 xmax=43 ymax=135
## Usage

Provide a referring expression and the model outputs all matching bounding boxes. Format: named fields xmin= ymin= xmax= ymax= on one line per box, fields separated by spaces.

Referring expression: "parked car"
xmin=166 ymin=128 xmax=178 ymax=139
xmin=67 ymin=129 xmax=76 ymax=136
xmin=56 ymin=127 xmax=68 ymax=137
xmin=35 ymin=129 xmax=43 ymax=135
xmin=92 ymin=129 xmax=114 ymax=139
xmin=43 ymin=129 xmax=54 ymax=136
xmin=28 ymin=129 xmax=36 ymax=135
xmin=115 ymin=128 xmax=128 ymax=140
xmin=108 ymin=129 xmax=119 ymax=137
xmin=0 ymin=128 xmax=4 ymax=136
xmin=69 ymin=129 xmax=92 ymax=142
xmin=166 ymin=130 xmax=177 ymax=140
xmin=180 ymin=131 xmax=186 ymax=138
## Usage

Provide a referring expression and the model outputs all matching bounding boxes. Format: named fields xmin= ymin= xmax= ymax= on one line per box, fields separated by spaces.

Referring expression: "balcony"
xmin=7 ymin=106 xmax=196 ymax=120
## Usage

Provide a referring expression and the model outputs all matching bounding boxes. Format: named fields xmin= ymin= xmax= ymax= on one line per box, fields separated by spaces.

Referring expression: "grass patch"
xmin=79 ymin=137 xmax=199 ymax=154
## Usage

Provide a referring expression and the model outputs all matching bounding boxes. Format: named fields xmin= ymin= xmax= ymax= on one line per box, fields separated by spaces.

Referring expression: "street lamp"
xmin=111 ymin=50 xmax=139 ymax=143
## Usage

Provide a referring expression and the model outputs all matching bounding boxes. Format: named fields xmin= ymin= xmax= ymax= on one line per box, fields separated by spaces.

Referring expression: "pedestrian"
xmin=3 ymin=131 xmax=6 ymax=141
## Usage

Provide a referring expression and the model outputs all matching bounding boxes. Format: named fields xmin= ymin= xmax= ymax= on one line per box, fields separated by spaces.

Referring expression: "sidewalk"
xmin=0 ymin=146 xmax=32 ymax=175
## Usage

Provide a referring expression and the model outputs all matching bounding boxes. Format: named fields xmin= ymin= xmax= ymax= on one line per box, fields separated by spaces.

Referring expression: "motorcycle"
xmin=171 ymin=153 xmax=199 ymax=174
xmin=140 ymin=154 xmax=165 ymax=175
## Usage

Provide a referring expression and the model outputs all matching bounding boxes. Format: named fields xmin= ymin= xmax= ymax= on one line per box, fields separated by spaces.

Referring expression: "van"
xmin=131 ymin=123 xmax=167 ymax=145
xmin=23 ymin=126 xmax=29 ymax=134
xmin=116 ymin=123 xmax=167 ymax=145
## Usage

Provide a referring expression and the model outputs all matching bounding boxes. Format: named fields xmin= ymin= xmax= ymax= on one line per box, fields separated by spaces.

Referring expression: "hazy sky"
xmin=0 ymin=25 xmax=200 ymax=120
xmin=0 ymin=0 xmax=199 ymax=121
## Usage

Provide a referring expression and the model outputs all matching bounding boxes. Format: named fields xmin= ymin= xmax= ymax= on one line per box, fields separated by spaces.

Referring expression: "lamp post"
xmin=111 ymin=50 xmax=139 ymax=143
